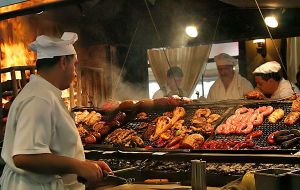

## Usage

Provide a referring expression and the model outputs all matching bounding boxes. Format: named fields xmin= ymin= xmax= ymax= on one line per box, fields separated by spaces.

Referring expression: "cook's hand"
xmin=76 ymin=160 xmax=103 ymax=185
xmin=94 ymin=160 xmax=113 ymax=175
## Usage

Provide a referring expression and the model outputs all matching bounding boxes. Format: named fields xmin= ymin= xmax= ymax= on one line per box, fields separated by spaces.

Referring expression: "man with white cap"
xmin=251 ymin=61 xmax=297 ymax=99
xmin=0 ymin=32 xmax=112 ymax=190
xmin=207 ymin=53 xmax=253 ymax=101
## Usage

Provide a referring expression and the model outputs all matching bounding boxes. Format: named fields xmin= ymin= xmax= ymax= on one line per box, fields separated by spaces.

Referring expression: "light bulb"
xmin=264 ymin=16 xmax=278 ymax=28
xmin=185 ymin=26 xmax=198 ymax=38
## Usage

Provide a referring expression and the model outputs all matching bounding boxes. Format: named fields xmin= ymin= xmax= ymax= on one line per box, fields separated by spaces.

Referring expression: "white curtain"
xmin=287 ymin=37 xmax=300 ymax=83
xmin=147 ymin=45 xmax=211 ymax=97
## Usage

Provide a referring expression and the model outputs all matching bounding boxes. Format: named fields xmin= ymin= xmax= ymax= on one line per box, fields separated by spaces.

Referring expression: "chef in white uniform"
xmin=207 ymin=53 xmax=253 ymax=101
xmin=0 ymin=32 xmax=112 ymax=190
xmin=252 ymin=61 xmax=297 ymax=99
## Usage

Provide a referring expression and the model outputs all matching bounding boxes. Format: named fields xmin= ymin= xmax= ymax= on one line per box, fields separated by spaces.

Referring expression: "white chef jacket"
xmin=152 ymin=86 xmax=188 ymax=99
xmin=0 ymin=75 xmax=85 ymax=190
xmin=271 ymin=78 xmax=296 ymax=99
xmin=207 ymin=72 xmax=253 ymax=101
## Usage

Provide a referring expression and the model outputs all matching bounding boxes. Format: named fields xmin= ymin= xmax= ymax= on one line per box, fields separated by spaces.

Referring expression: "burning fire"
xmin=1 ymin=42 xmax=35 ymax=81
xmin=0 ymin=17 xmax=36 ymax=82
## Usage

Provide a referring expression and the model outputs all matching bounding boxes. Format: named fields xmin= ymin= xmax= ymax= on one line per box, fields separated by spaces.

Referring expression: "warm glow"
xmin=185 ymin=26 xmax=198 ymax=38
xmin=264 ymin=16 xmax=278 ymax=28
xmin=0 ymin=18 xmax=36 ymax=82
xmin=0 ymin=0 xmax=64 ymax=14
xmin=253 ymin=39 xmax=265 ymax=44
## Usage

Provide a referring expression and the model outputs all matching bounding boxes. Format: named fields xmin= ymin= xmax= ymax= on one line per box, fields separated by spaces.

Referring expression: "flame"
xmin=0 ymin=17 xmax=36 ymax=82
xmin=1 ymin=42 xmax=35 ymax=80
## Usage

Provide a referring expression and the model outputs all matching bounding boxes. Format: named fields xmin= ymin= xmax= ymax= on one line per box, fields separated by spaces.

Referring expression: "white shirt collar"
xmin=30 ymin=74 xmax=62 ymax=98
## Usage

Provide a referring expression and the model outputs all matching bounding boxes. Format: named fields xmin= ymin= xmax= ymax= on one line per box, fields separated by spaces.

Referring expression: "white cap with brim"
xmin=253 ymin=61 xmax=281 ymax=74
xmin=29 ymin=32 xmax=78 ymax=59
xmin=214 ymin=53 xmax=237 ymax=66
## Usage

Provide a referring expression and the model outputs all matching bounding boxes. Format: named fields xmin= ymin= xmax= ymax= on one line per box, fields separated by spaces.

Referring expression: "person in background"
xmin=0 ymin=32 xmax=112 ymax=190
xmin=207 ymin=53 xmax=253 ymax=101
xmin=152 ymin=66 xmax=188 ymax=99
xmin=250 ymin=61 xmax=297 ymax=99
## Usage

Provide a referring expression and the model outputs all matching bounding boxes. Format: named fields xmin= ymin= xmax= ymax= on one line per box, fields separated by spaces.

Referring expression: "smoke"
xmin=109 ymin=62 xmax=147 ymax=101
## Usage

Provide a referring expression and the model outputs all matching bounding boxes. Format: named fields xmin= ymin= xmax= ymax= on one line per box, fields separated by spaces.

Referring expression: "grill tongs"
xmin=77 ymin=167 xmax=136 ymax=185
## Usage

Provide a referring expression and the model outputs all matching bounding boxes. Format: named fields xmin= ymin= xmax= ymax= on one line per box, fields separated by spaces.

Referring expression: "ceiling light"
xmin=185 ymin=26 xmax=198 ymax=38
xmin=264 ymin=16 xmax=278 ymax=28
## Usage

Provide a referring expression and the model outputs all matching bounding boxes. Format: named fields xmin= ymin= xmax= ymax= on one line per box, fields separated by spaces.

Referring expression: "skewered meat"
xmin=180 ymin=134 xmax=204 ymax=149
xmin=292 ymin=97 xmax=300 ymax=112
xmin=268 ymin=108 xmax=284 ymax=123
xmin=284 ymin=112 xmax=300 ymax=125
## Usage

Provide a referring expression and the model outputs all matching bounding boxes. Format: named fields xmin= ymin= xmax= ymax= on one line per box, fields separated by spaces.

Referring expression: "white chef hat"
xmin=253 ymin=61 xmax=281 ymax=74
xmin=29 ymin=32 xmax=78 ymax=59
xmin=214 ymin=53 xmax=238 ymax=66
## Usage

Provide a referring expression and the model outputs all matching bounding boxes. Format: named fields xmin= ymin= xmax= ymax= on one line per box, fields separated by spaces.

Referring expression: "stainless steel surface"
xmin=191 ymin=160 xmax=207 ymax=190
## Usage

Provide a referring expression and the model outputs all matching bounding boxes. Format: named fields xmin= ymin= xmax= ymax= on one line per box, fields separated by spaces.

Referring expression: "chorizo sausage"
xmin=246 ymin=130 xmax=263 ymax=140
xmin=281 ymin=137 xmax=300 ymax=149
xmin=267 ymin=131 xmax=279 ymax=145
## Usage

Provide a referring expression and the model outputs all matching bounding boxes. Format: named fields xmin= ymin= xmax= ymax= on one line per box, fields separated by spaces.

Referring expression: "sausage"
xmin=166 ymin=135 xmax=184 ymax=148
xmin=241 ymin=123 xmax=254 ymax=134
xmin=281 ymin=137 xmax=300 ymax=149
xmin=252 ymin=113 xmax=264 ymax=126
xmin=275 ymin=134 xmax=295 ymax=143
xmin=273 ymin=130 xmax=289 ymax=138
xmin=232 ymin=140 xmax=255 ymax=150
xmin=168 ymin=143 xmax=181 ymax=149
xmin=267 ymin=131 xmax=279 ymax=145
xmin=246 ymin=130 xmax=263 ymax=140
xmin=290 ymin=129 xmax=300 ymax=137
xmin=261 ymin=106 xmax=274 ymax=116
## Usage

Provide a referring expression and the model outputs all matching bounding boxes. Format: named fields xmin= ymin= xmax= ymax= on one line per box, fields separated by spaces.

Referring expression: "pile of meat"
xmin=215 ymin=106 xmax=274 ymax=135
xmin=74 ymin=110 xmax=126 ymax=144
xmin=141 ymin=107 xmax=221 ymax=149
